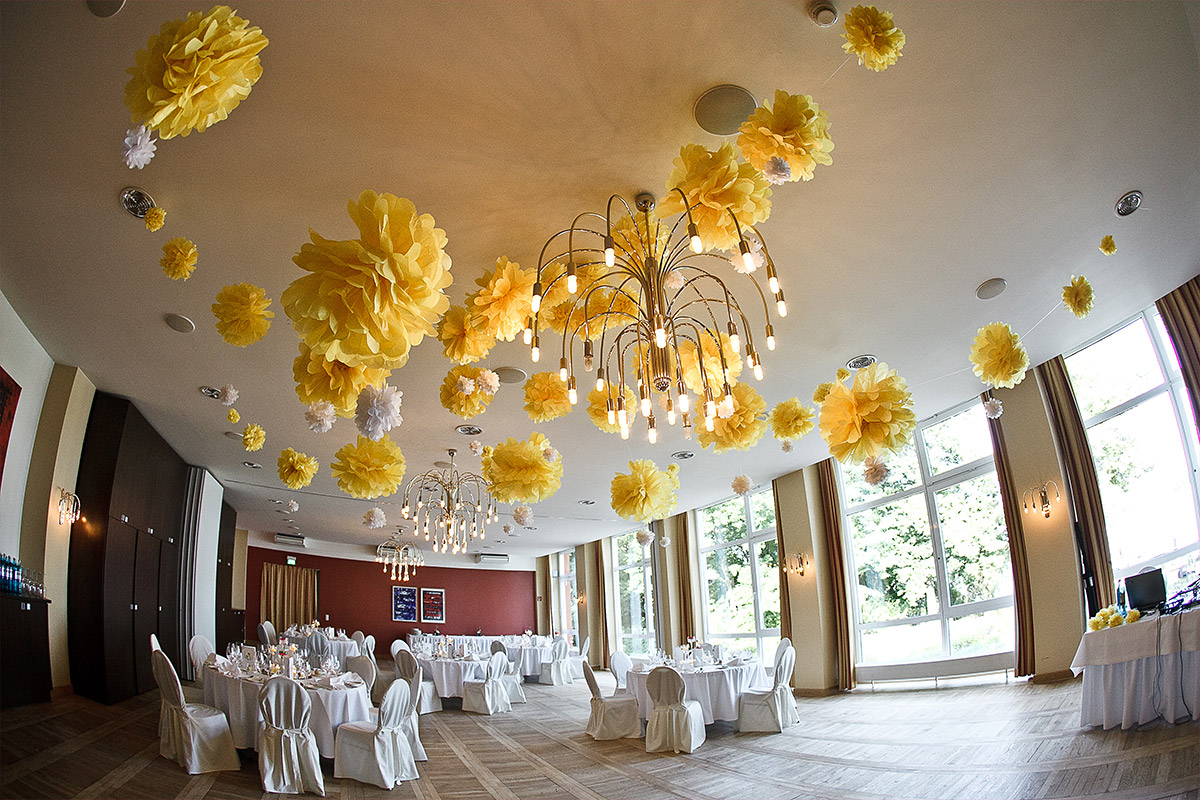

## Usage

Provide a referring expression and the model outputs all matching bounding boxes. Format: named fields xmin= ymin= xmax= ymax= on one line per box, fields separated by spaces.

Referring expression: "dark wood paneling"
xmin=0 ymin=596 xmax=52 ymax=709
xmin=110 ymin=407 xmax=154 ymax=531
xmin=133 ymin=531 xmax=160 ymax=694
xmin=157 ymin=540 xmax=180 ymax=669
xmin=101 ymin=518 xmax=137 ymax=703
xmin=215 ymin=502 xmax=237 ymax=653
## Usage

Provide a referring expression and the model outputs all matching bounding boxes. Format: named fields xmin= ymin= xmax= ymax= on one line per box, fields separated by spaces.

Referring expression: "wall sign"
xmin=392 ymin=585 xmax=417 ymax=622
xmin=420 ymin=588 xmax=445 ymax=624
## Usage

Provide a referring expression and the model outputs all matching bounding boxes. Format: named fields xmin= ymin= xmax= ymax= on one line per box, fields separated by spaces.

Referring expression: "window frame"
xmin=550 ymin=550 xmax=578 ymax=645
xmin=611 ymin=530 xmax=656 ymax=656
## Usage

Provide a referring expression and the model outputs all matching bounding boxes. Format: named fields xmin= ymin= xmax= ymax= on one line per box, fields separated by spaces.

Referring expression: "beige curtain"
xmin=771 ymin=479 xmax=793 ymax=662
xmin=817 ymin=459 xmax=855 ymax=691
xmin=260 ymin=563 xmax=318 ymax=631
xmin=984 ymin=393 xmax=1036 ymax=677
xmin=535 ymin=556 xmax=552 ymax=636
xmin=591 ymin=541 xmax=610 ymax=668
xmin=675 ymin=513 xmax=697 ymax=642
xmin=1037 ymin=357 xmax=1115 ymax=612
xmin=1157 ymin=275 xmax=1200 ymax=441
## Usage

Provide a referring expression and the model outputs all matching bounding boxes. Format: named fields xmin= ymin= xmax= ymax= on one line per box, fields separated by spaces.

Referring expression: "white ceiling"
xmin=2 ymin=1 xmax=1198 ymax=567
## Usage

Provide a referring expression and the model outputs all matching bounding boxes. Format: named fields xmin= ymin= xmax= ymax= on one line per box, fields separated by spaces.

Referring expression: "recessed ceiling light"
xmin=578 ymin=499 xmax=595 ymax=505
xmin=164 ymin=313 xmax=195 ymax=333
xmin=200 ymin=386 xmax=222 ymax=399
xmin=694 ymin=85 xmax=758 ymax=136
xmin=243 ymin=461 xmax=262 ymax=469
xmin=87 ymin=0 xmax=127 ymax=18
xmin=808 ymin=0 xmax=839 ymax=26
xmin=270 ymin=499 xmax=283 ymax=504
xmin=494 ymin=367 xmax=527 ymax=385
xmin=121 ymin=186 xmax=155 ymax=218
xmin=671 ymin=451 xmax=695 ymax=460
xmin=524 ymin=526 xmax=538 ymax=531
xmin=508 ymin=532 xmax=521 ymax=537
xmin=433 ymin=460 xmax=452 ymax=469
xmin=456 ymin=424 xmax=483 ymax=436
xmin=846 ymin=354 xmax=877 ymax=370
xmin=975 ymin=278 xmax=1007 ymax=301
xmin=1115 ymin=190 xmax=1142 ymax=217
xmin=224 ymin=431 xmax=242 ymax=440
xmin=283 ymin=519 xmax=294 ymax=523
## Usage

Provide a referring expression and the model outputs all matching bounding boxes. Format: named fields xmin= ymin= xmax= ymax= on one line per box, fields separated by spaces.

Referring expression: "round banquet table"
xmin=203 ymin=667 xmax=371 ymax=757
xmin=625 ymin=663 xmax=769 ymax=724
xmin=280 ymin=633 xmax=361 ymax=670
xmin=506 ymin=644 xmax=552 ymax=677
xmin=417 ymin=656 xmax=487 ymax=697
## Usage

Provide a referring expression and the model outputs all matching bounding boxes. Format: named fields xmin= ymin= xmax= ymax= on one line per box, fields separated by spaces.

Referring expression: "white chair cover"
xmin=308 ymin=630 xmax=332 ymax=668
xmin=150 ymin=650 xmax=240 ymax=774
xmin=346 ymin=654 xmax=377 ymax=694
xmin=351 ymin=630 xmax=366 ymax=651
xmin=540 ymin=637 xmax=573 ymax=685
xmin=569 ymin=635 xmax=591 ymax=680
xmin=257 ymin=676 xmax=325 ymax=796
xmin=490 ymin=640 xmax=507 ymax=655
xmin=402 ymin=667 xmax=428 ymax=761
xmin=645 ymin=667 xmax=706 ymax=754
xmin=362 ymin=634 xmax=377 ymax=664
xmin=150 ymin=632 xmax=162 ymax=652
xmin=390 ymin=638 xmax=411 ymax=663
xmin=188 ymin=635 xmax=215 ymax=688
xmin=583 ymin=662 xmax=641 ymax=740
xmin=395 ymin=649 xmax=441 ymax=714
xmin=334 ymin=679 xmax=419 ymax=789
xmin=610 ymin=650 xmax=632 ymax=694
xmin=463 ymin=652 xmax=513 ymax=715
xmin=263 ymin=620 xmax=278 ymax=646
xmin=737 ymin=645 xmax=799 ymax=732
xmin=773 ymin=637 xmax=792 ymax=672
xmin=497 ymin=647 xmax=527 ymax=704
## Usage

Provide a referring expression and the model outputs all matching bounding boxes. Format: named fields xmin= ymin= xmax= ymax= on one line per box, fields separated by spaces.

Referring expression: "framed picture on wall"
xmin=420 ymin=588 xmax=445 ymax=624
xmin=0 ymin=365 xmax=21 ymax=486
xmin=392 ymin=585 xmax=418 ymax=622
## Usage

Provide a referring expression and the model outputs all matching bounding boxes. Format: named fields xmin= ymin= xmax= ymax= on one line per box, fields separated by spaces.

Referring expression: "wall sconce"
xmin=785 ymin=553 xmax=810 ymax=576
xmin=58 ymin=488 xmax=81 ymax=525
xmin=1022 ymin=481 xmax=1061 ymax=518
xmin=576 ymin=593 xmax=585 ymax=605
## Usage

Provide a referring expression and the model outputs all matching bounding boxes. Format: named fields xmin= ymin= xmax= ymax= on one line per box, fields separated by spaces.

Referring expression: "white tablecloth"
xmin=280 ymin=633 xmax=361 ymax=670
xmin=408 ymin=633 xmax=551 ymax=654
xmin=625 ymin=663 xmax=768 ymax=724
xmin=203 ymin=667 xmax=372 ymax=757
xmin=1071 ymin=608 xmax=1200 ymax=729
xmin=506 ymin=645 xmax=552 ymax=677
xmin=417 ymin=657 xmax=487 ymax=697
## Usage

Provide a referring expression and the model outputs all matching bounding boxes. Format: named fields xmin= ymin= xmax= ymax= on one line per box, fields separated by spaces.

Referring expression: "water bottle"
xmin=1117 ymin=583 xmax=1127 ymax=615
xmin=14 ymin=557 xmax=22 ymax=595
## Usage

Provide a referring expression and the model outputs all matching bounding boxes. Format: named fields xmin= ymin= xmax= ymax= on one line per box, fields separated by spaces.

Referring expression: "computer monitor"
xmin=1124 ymin=568 xmax=1166 ymax=611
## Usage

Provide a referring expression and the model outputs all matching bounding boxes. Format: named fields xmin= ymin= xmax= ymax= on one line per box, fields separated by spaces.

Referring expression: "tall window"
xmin=612 ymin=530 xmax=655 ymax=655
xmin=550 ymin=550 xmax=578 ymax=645
xmin=696 ymin=488 xmax=780 ymax=661
xmin=840 ymin=399 xmax=1014 ymax=668
xmin=1064 ymin=310 xmax=1200 ymax=595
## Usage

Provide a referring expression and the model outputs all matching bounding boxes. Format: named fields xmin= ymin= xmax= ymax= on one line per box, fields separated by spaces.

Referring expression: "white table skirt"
xmin=417 ymin=657 xmax=487 ymax=697
xmin=203 ymin=668 xmax=372 ymax=758
xmin=280 ymin=634 xmax=361 ymax=670
xmin=626 ymin=663 xmax=768 ymax=724
xmin=507 ymin=645 xmax=552 ymax=677
xmin=408 ymin=633 xmax=551 ymax=654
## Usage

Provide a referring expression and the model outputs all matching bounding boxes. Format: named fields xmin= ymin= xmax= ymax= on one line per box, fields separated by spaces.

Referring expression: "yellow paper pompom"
xmin=1126 ymin=608 xmax=1141 ymax=623
xmin=698 ymin=383 xmax=768 ymax=454
xmin=144 ymin=206 xmax=166 ymax=231
xmin=657 ymin=143 xmax=772 ymax=251
xmin=1099 ymin=235 xmax=1117 ymax=255
xmin=819 ymin=362 xmax=916 ymax=463
xmin=769 ymin=398 xmax=816 ymax=441
xmin=679 ymin=331 xmax=743 ymax=396
xmin=282 ymin=191 xmax=452 ymax=372
xmin=1107 ymin=614 xmax=1125 ymax=628
xmin=611 ymin=460 xmax=681 ymax=523
xmin=813 ymin=381 xmax=834 ymax=404
xmin=842 ymin=5 xmax=906 ymax=72
xmin=293 ymin=342 xmax=388 ymax=418
xmin=241 ymin=422 xmax=265 ymax=452
xmin=1088 ymin=617 xmax=1104 ymax=631
xmin=212 ymin=283 xmax=274 ymax=347
xmin=587 ymin=384 xmax=637 ymax=434
xmin=969 ymin=322 xmax=1029 ymax=389
xmin=481 ymin=432 xmax=563 ymax=504
xmin=836 ymin=367 xmax=851 ymax=382
xmin=523 ymin=371 xmax=572 ymax=423
xmin=737 ymin=90 xmax=834 ymax=183
xmin=437 ymin=304 xmax=495 ymax=364
xmin=439 ymin=365 xmax=494 ymax=419
xmin=277 ymin=447 xmax=318 ymax=490
xmin=331 ymin=435 xmax=405 ymax=499
xmin=160 ymin=237 xmax=197 ymax=281
xmin=472 ymin=256 xmax=535 ymax=342
xmin=1062 ymin=275 xmax=1094 ymax=319
xmin=227 ymin=408 xmax=240 ymax=424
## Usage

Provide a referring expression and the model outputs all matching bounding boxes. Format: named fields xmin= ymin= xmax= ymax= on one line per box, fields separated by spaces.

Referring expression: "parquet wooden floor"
xmin=2 ymin=666 xmax=1196 ymax=800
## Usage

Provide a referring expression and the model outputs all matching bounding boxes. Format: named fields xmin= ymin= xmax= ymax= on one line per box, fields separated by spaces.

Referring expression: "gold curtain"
xmin=1037 ymin=357 xmax=1115 ymax=612
xmin=984 ymin=393 xmax=1036 ymax=677
xmin=592 ymin=541 xmax=610 ymax=669
xmin=260 ymin=563 xmax=318 ymax=631
xmin=535 ymin=555 xmax=552 ymax=636
xmin=1157 ymin=275 xmax=1200 ymax=442
xmin=817 ymin=459 xmax=855 ymax=691
xmin=675 ymin=513 xmax=697 ymax=642
xmin=771 ymin=479 xmax=793 ymax=674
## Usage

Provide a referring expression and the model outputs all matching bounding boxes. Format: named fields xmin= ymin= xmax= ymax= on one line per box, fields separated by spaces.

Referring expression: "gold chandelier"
xmin=399 ymin=449 xmax=497 ymax=554
xmin=525 ymin=191 xmax=785 ymax=442
xmin=376 ymin=535 xmax=424 ymax=582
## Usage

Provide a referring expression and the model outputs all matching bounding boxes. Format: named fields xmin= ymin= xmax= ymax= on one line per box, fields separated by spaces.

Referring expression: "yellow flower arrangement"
xmin=227 ymin=408 xmax=240 ymax=424
xmin=819 ymin=362 xmax=916 ymax=463
xmin=586 ymin=384 xmax=637 ymax=433
xmin=1062 ymin=275 xmax=1094 ymax=319
xmin=160 ymin=237 xmax=197 ymax=281
xmin=481 ymin=432 xmax=563 ymax=504
xmin=241 ymin=422 xmax=265 ymax=452
xmin=1126 ymin=608 xmax=1141 ymax=623
xmin=842 ymin=5 xmax=906 ymax=72
xmin=292 ymin=342 xmax=388 ymax=417
xmin=679 ymin=331 xmax=743 ymax=396
xmin=211 ymin=282 xmax=274 ymax=347
xmin=277 ymin=447 xmax=318 ymax=490
xmin=813 ymin=381 xmax=834 ymax=404
xmin=698 ymin=382 xmax=768 ymax=454
xmin=282 ymin=191 xmax=452 ymax=372
xmin=737 ymin=90 xmax=834 ymax=183
xmin=439 ymin=365 xmax=493 ymax=419
xmin=523 ymin=371 xmax=572 ymax=423
xmin=610 ymin=460 xmax=681 ymax=523
xmin=436 ymin=304 xmax=495 ymax=364
xmin=769 ymin=398 xmax=816 ymax=441
xmin=1099 ymin=235 xmax=1117 ymax=255
xmin=330 ymin=435 xmax=406 ymax=499
xmin=471 ymin=256 xmax=535 ymax=342
xmin=1088 ymin=604 xmax=1141 ymax=631
xmin=144 ymin=206 xmax=166 ymax=231
xmin=657 ymin=143 xmax=772 ymax=251
xmin=124 ymin=5 xmax=268 ymax=139
xmin=969 ymin=322 xmax=1029 ymax=389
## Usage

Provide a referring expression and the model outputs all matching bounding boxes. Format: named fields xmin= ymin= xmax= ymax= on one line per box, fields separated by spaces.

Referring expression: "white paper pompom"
xmin=218 ymin=384 xmax=239 ymax=406
xmin=363 ymin=507 xmax=387 ymax=528
xmin=543 ymin=446 xmax=559 ymax=463
xmin=731 ymin=474 xmax=753 ymax=496
xmin=456 ymin=376 xmax=476 ymax=396
xmin=355 ymin=383 xmax=403 ymax=442
xmin=477 ymin=369 xmax=500 ymax=396
xmin=469 ymin=439 xmax=484 ymax=456
xmin=863 ymin=456 xmax=890 ymax=486
xmin=983 ymin=397 xmax=1004 ymax=420
xmin=763 ymin=156 xmax=792 ymax=185
xmin=502 ymin=523 xmax=513 ymax=535
xmin=512 ymin=505 xmax=533 ymax=526
xmin=730 ymin=238 xmax=764 ymax=275
xmin=123 ymin=125 xmax=157 ymax=169
xmin=664 ymin=270 xmax=685 ymax=293
xmin=305 ymin=401 xmax=336 ymax=434
xmin=285 ymin=500 xmax=299 ymax=513
xmin=636 ymin=528 xmax=655 ymax=547
xmin=658 ymin=536 xmax=671 ymax=547
xmin=781 ymin=440 xmax=794 ymax=453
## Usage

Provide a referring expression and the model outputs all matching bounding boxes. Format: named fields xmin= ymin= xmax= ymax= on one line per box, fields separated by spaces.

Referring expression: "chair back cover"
xmin=258 ymin=676 xmax=324 ymax=795
xmin=376 ymin=677 xmax=410 ymax=732
xmin=346 ymin=654 xmax=377 ymax=689
xmin=151 ymin=649 xmax=241 ymax=773
xmin=404 ymin=666 xmax=424 ymax=719
xmin=551 ymin=637 xmax=570 ymax=662
xmin=263 ymin=620 xmax=278 ymax=646
xmin=153 ymin=649 xmax=185 ymax=710
xmin=774 ymin=637 xmax=792 ymax=670
xmin=774 ymin=646 xmax=796 ymax=689
xmin=351 ymin=630 xmax=366 ymax=649
xmin=150 ymin=632 xmax=162 ymax=652
xmin=582 ymin=661 xmax=603 ymax=699
xmin=487 ymin=651 xmax=510 ymax=681
xmin=362 ymin=634 xmax=377 ymax=662
xmin=390 ymin=639 xmax=410 ymax=663
xmin=579 ymin=635 xmax=591 ymax=657
xmin=188 ymin=635 xmax=215 ymax=685
xmin=610 ymin=650 xmax=632 ymax=689
xmin=394 ymin=648 xmax=419 ymax=682
xmin=257 ymin=622 xmax=272 ymax=647
xmin=647 ymin=666 xmax=685 ymax=707
xmin=260 ymin=676 xmax=312 ymax=731
xmin=490 ymin=640 xmax=507 ymax=655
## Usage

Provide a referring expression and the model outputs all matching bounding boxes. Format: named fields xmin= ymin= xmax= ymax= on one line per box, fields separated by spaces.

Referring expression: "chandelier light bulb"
xmin=739 ymin=240 xmax=755 ymax=271
xmin=523 ymin=326 xmax=533 ymax=345
xmin=567 ymin=262 xmax=578 ymax=294
xmin=568 ymin=384 xmax=578 ymax=406
xmin=655 ymin=327 xmax=667 ymax=348
xmin=531 ymin=344 xmax=540 ymax=362
xmin=766 ymin=334 xmax=776 ymax=351
xmin=620 ymin=425 xmax=630 ymax=440
xmin=603 ymin=234 xmax=615 ymax=267
xmin=583 ymin=354 xmax=593 ymax=372
xmin=607 ymin=407 xmax=616 ymax=425
xmin=596 ymin=376 xmax=605 ymax=392
xmin=705 ymin=398 xmax=716 ymax=418
xmin=729 ymin=331 xmax=741 ymax=353
xmin=648 ymin=425 xmax=658 ymax=444
xmin=769 ymin=275 xmax=780 ymax=294
xmin=641 ymin=396 xmax=651 ymax=417
xmin=667 ymin=408 xmax=676 ymax=425
xmin=559 ymin=358 xmax=569 ymax=382
xmin=531 ymin=283 xmax=542 ymax=312
xmin=777 ymin=299 xmax=788 ymax=317
xmin=722 ymin=393 xmax=735 ymax=415
xmin=705 ymin=415 xmax=715 ymax=432
xmin=687 ymin=222 xmax=702 ymax=254
xmin=678 ymin=393 xmax=690 ymax=413
xmin=617 ymin=406 xmax=628 ymax=427
xmin=754 ymin=363 xmax=764 ymax=381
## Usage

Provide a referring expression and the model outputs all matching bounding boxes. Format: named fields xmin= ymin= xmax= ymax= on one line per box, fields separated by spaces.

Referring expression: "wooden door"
xmin=157 ymin=540 xmax=180 ymax=673
xmin=102 ymin=518 xmax=137 ymax=702
xmin=133 ymin=530 xmax=160 ymax=694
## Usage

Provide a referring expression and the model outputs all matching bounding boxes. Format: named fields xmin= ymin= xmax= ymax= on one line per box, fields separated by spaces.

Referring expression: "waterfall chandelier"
xmin=525 ymin=190 xmax=785 ymax=443
xmin=399 ymin=449 xmax=497 ymax=554
xmin=376 ymin=535 xmax=424 ymax=582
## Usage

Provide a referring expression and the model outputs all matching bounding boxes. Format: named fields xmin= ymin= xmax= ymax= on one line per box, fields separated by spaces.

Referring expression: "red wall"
xmin=245 ymin=547 xmax=536 ymax=656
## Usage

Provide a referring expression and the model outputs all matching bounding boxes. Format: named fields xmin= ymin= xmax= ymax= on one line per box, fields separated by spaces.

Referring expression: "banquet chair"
xmin=463 ymin=651 xmax=513 ymax=715
xmin=609 ymin=650 xmax=633 ymax=695
xmin=150 ymin=650 xmax=240 ymax=774
xmin=737 ymin=644 xmax=799 ymax=732
xmin=263 ymin=620 xmax=279 ymax=646
xmin=539 ymin=637 xmax=573 ymax=685
xmin=773 ymin=637 xmax=792 ymax=672
xmin=569 ymin=635 xmax=590 ymax=680
xmin=490 ymin=640 xmax=506 ymax=655
xmin=150 ymin=632 xmax=162 ymax=652
xmin=583 ymin=662 xmax=641 ymax=740
xmin=645 ymin=666 xmax=706 ymax=754
xmin=308 ymin=630 xmax=332 ymax=669
xmin=351 ymin=630 xmax=366 ymax=651
xmin=257 ymin=676 xmax=325 ymax=796
xmin=390 ymin=639 xmax=411 ymax=662
xmin=491 ymin=642 xmax=527 ymax=704
xmin=188 ymin=634 xmax=215 ymax=688
xmin=334 ymin=678 xmax=419 ymax=789
xmin=256 ymin=622 xmax=273 ymax=647
xmin=346 ymin=654 xmax=377 ymax=697
xmin=395 ymin=648 xmax=441 ymax=714
xmin=399 ymin=666 xmax=428 ymax=760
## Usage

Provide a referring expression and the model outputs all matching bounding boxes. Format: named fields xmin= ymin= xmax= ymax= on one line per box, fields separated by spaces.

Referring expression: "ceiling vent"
xmin=274 ymin=532 xmax=306 ymax=548
xmin=474 ymin=553 xmax=510 ymax=564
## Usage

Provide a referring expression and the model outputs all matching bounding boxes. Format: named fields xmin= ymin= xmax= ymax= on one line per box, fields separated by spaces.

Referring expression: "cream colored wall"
xmin=232 ymin=528 xmax=249 ymax=609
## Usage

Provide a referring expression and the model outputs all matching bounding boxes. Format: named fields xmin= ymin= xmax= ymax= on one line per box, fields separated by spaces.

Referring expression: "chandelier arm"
xmin=605 ymin=195 xmax=639 ymax=236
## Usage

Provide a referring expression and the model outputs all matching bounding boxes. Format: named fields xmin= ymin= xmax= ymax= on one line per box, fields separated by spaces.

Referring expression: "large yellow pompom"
xmin=523 ymin=371 xmax=572 ymax=423
xmin=439 ymin=365 xmax=494 ymax=419
xmin=842 ymin=5 xmax=905 ymax=72
xmin=678 ymin=331 xmax=743 ymax=396
xmin=124 ymin=5 xmax=268 ymax=139
xmin=471 ymin=256 xmax=535 ymax=342
xmin=330 ymin=435 xmax=405 ymax=499
xmin=657 ymin=143 xmax=772 ymax=251
xmin=160 ymin=237 xmax=197 ymax=281
xmin=698 ymin=383 xmax=768 ymax=454
xmin=969 ymin=322 xmax=1029 ymax=389
xmin=611 ymin=460 xmax=681 ymax=523
xmin=586 ymin=384 xmax=637 ymax=434
xmin=212 ymin=282 xmax=274 ymax=347
xmin=481 ymin=432 xmax=563 ymax=504
xmin=819 ymin=362 xmax=916 ymax=463
xmin=277 ymin=448 xmax=318 ymax=490
xmin=282 ymin=191 xmax=452 ymax=372
xmin=436 ymin=304 xmax=495 ymax=364
xmin=769 ymin=398 xmax=816 ymax=441
xmin=1062 ymin=276 xmax=1094 ymax=319
xmin=737 ymin=90 xmax=834 ymax=183
xmin=293 ymin=342 xmax=388 ymax=417
xmin=241 ymin=422 xmax=265 ymax=452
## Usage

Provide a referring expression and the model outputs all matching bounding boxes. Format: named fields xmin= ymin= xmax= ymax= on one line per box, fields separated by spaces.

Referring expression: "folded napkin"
xmin=318 ymin=673 xmax=361 ymax=689
xmin=725 ymin=656 xmax=742 ymax=666
xmin=204 ymin=653 xmax=230 ymax=667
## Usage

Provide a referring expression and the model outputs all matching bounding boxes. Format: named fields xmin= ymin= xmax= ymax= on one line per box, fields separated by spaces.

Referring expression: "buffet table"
xmin=1071 ymin=608 xmax=1200 ymax=730
xmin=416 ymin=656 xmax=487 ymax=698
xmin=408 ymin=633 xmax=551 ymax=654
xmin=280 ymin=629 xmax=361 ymax=670
xmin=506 ymin=644 xmax=553 ymax=677
xmin=625 ymin=663 xmax=768 ymax=724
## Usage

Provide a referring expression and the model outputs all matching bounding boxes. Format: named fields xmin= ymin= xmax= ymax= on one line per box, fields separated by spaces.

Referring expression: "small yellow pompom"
xmin=836 ymin=367 xmax=851 ymax=382
xmin=227 ymin=408 xmax=240 ymax=424
xmin=242 ymin=422 xmax=265 ymax=452
xmin=1099 ymin=235 xmax=1116 ymax=256
xmin=1062 ymin=275 xmax=1094 ymax=319
xmin=1126 ymin=608 xmax=1141 ymax=623
xmin=160 ymin=237 xmax=197 ymax=281
xmin=144 ymin=206 xmax=166 ymax=232
xmin=813 ymin=381 xmax=834 ymax=404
